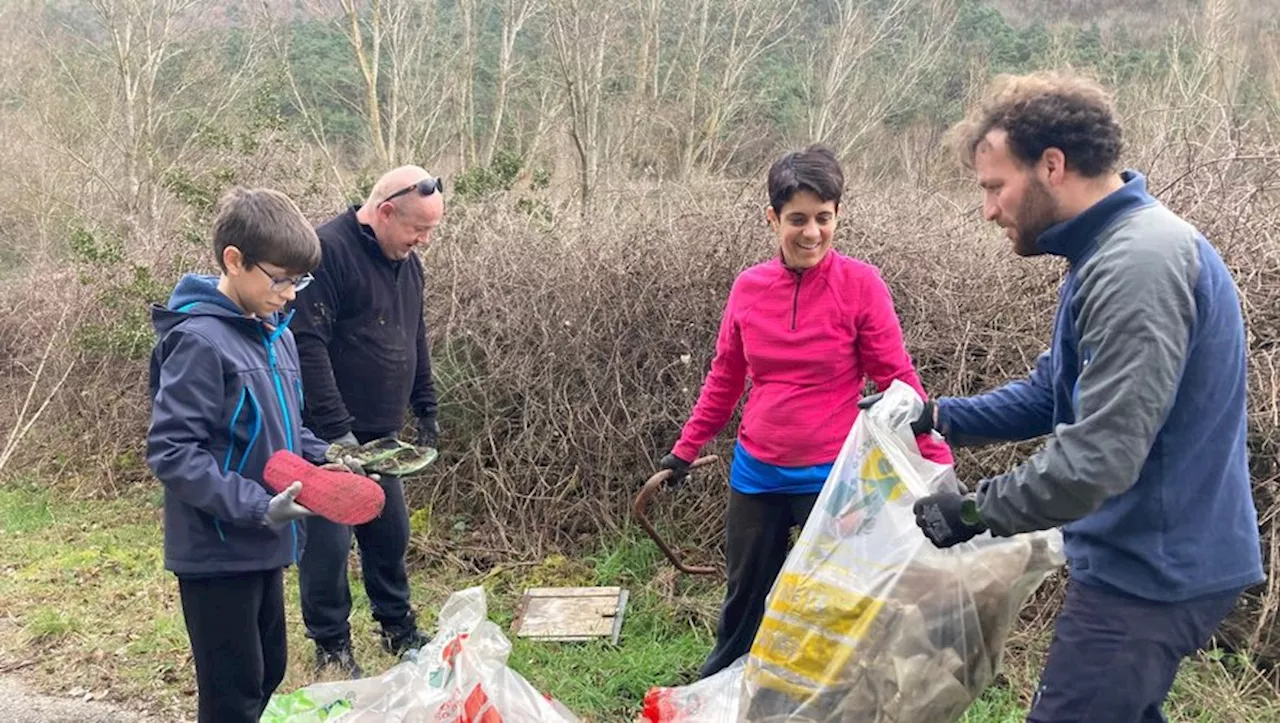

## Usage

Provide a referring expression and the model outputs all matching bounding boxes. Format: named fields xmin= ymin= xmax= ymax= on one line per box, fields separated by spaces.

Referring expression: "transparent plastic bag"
xmin=262 ymin=587 xmax=580 ymax=722
xmin=642 ymin=381 xmax=1064 ymax=723
xmin=641 ymin=657 xmax=745 ymax=723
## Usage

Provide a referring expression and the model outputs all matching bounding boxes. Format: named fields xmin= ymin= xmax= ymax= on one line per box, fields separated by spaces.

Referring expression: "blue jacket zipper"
xmin=262 ymin=313 xmax=300 ymax=563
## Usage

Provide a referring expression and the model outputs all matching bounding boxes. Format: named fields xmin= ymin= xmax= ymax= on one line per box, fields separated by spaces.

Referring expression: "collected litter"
xmin=261 ymin=587 xmax=580 ymax=722
xmin=262 ymin=450 xmax=386 ymax=525
xmin=512 ymin=586 xmax=630 ymax=646
xmin=642 ymin=381 xmax=1065 ymax=722
xmin=325 ymin=436 xmax=439 ymax=477
xmin=632 ymin=454 xmax=721 ymax=575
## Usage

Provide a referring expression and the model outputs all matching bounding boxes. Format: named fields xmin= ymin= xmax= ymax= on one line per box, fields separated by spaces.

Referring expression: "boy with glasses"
xmin=146 ymin=188 xmax=367 ymax=722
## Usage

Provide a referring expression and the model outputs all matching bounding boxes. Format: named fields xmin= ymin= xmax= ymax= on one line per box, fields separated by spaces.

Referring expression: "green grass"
xmin=504 ymin=541 xmax=719 ymax=717
xmin=23 ymin=606 xmax=81 ymax=642
xmin=1 ymin=480 xmax=1276 ymax=722
xmin=0 ymin=482 xmax=54 ymax=534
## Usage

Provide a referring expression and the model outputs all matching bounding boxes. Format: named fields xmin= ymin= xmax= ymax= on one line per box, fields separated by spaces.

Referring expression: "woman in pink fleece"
xmin=657 ymin=145 xmax=953 ymax=678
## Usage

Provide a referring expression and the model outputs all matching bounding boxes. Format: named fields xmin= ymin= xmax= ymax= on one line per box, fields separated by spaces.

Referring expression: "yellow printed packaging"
xmin=733 ymin=382 xmax=1064 ymax=723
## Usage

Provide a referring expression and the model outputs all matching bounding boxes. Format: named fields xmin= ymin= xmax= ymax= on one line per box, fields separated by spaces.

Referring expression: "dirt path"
xmin=0 ymin=675 xmax=158 ymax=723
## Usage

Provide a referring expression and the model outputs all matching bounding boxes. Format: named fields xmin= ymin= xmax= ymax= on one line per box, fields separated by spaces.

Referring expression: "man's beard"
xmin=1012 ymin=178 xmax=1060 ymax=256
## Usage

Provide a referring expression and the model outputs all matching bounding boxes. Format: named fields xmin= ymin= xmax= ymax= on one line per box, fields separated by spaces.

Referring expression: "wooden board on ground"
xmin=511 ymin=586 xmax=630 ymax=645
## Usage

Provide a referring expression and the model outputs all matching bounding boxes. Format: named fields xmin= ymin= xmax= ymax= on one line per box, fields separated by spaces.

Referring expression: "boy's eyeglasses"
xmin=255 ymin=263 xmax=314 ymax=293
xmin=379 ymin=176 xmax=444 ymax=205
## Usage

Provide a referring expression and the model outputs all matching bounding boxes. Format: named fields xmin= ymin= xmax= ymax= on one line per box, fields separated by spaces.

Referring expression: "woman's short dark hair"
xmin=767 ymin=144 xmax=845 ymax=213
xmin=212 ymin=187 xmax=321 ymax=273
xmin=947 ymin=70 xmax=1123 ymax=177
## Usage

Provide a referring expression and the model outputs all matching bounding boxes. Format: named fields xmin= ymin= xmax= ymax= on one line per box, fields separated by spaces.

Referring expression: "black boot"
xmin=314 ymin=638 xmax=364 ymax=679
xmin=379 ymin=620 xmax=431 ymax=658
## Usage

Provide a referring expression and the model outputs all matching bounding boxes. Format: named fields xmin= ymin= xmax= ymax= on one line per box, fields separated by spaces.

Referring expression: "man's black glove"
xmin=416 ymin=417 xmax=439 ymax=448
xmin=658 ymin=452 xmax=692 ymax=489
xmin=858 ymin=392 xmax=936 ymax=436
xmin=913 ymin=491 xmax=987 ymax=548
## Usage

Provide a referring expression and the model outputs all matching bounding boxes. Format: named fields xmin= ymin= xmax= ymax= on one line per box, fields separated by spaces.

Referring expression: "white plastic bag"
xmin=643 ymin=381 xmax=1064 ymax=723
xmin=641 ymin=657 xmax=745 ymax=723
xmin=262 ymin=587 xmax=581 ymax=722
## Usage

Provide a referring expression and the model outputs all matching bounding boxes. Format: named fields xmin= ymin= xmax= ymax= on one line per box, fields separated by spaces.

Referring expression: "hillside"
xmin=992 ymin=0 xmax=1280 ymax=41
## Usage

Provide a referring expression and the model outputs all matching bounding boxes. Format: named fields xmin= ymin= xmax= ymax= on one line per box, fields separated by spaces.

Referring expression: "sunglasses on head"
xmin=379 ymin=176 xmax=444 ymax=205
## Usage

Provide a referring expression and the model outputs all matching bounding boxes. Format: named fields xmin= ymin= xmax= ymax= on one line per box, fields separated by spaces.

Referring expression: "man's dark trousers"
xmin=298 ymin=432 xmax=415 ymax=647
xmin=1028 ymin=577 xmax=1241 ymax=722
xmin=699 ymin=489 xmax=819 ymax=679
xmin=178 ymin=568 xmax=287 ymax=723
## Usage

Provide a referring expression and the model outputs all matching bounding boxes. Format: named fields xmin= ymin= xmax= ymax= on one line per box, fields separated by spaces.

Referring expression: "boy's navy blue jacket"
xmin=938 ymin=171 xmax=1265 ymax=604
xmin=147 ymin=274 xmax=332 ymax=576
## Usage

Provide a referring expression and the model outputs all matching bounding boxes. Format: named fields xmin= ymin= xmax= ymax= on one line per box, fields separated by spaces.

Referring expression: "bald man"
xmin=289 ymin=166 xmax=444 ymax=677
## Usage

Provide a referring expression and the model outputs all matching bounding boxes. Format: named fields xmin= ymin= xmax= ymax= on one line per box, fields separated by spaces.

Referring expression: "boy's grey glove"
xmin=262 ymin=481 xmax=314 ymax=526
xmin=324 ymin=456 xmax=381 ymax=483
xmin=858 ymin=392 xmax=937 ymax=436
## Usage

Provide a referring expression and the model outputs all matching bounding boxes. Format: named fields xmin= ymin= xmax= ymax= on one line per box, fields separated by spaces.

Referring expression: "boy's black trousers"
xmin=178 ymin=567 xmax=287 ymax=723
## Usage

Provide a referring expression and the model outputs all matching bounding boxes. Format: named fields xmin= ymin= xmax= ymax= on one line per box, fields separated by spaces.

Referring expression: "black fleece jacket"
xmin=289 ymin=207 xmax=437 ymax=440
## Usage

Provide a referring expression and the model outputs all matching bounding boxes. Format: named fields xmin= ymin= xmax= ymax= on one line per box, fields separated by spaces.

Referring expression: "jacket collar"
xmin=152 ymin=273 xmax=294 ymax=339
xmin=773 ymin=245 xmax=839 ymax=278
xmin=1036 ymin=169 xmax=1155 ymax=264
xmin=343 ymin=206 xmax=403 ymax=266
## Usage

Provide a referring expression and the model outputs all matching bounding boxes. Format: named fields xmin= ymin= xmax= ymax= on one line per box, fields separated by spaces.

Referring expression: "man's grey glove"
xmin=858 ymin=392 xmax=936 ymax=436
xmin=262 ymin=481 xmax=314 ymax=526
xmin=416 ymin=417 xmax=439 ymax=448
xmin=330 ymin=431 xmax=359 ymax=447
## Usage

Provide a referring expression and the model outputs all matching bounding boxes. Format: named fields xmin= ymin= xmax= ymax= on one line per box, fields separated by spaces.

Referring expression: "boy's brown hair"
xmin=212 ymin=188 xmax=321 ymax=273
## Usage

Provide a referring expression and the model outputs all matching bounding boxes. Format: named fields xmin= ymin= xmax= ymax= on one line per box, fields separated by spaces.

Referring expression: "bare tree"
xmin=508 ymin=80 xmax=567 ymax=172
xmin=264 ymin=0 xmax=455 ymax=171
xmin=547 ymin=0 xmax=628 ymax=209
xmin=336 ymin=0 xmax=390 ymax=164
xmin=1125 ymin=0 xmax=1249 ymax=174
xmin=805 ymin=0 xmax=957 ymax=159
xmin=456 ymin=0 xmax=479 ymax=166
xmin=0 ymin=304 xmax=78 ymax=477
xmin=483 ymin=0 xmax=545 ymax=166
xmin=676 ymin=0 xmax=798 ymax=179
xmin=28 ymin=0 xmax=261 ymax=233
xmin=256 ymin=1 xmax=349 ymax=187
xmin=383 ymin=0 xmax=454 ymax=164
xmin=1202 ymin=0 xmax=1247 ymax=110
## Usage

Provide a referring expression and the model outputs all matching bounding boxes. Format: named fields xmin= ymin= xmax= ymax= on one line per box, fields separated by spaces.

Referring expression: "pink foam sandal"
xmin=263 ymin=450 xmax=386 ymax=526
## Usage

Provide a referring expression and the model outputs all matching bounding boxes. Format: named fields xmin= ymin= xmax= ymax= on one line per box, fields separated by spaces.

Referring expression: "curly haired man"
xmin=869 ymin=70 xmax=1265 ymax=722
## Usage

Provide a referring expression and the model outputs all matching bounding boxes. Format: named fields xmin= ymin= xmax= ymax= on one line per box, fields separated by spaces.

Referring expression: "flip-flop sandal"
xmin=263 ymin=450 xmax=386 ymax=525
xmin=326 ymin=438 xmax=438 ymax=477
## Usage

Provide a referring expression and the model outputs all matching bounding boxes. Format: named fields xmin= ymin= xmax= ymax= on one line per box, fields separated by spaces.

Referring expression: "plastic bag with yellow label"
xmin=643 ymin=381 xmax=1064 ymax=722
xmin=739 ymin=380 xmax=1065 ymax=722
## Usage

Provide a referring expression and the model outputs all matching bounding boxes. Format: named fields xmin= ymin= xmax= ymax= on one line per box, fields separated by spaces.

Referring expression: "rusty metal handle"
xmin=633 ymin=455 xmax=720 ymax=576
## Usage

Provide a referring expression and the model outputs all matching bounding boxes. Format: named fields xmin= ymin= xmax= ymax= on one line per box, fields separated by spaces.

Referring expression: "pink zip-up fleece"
xmin=672 ymin=249 xmax=954 ymax=468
